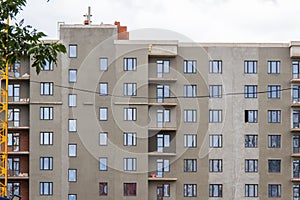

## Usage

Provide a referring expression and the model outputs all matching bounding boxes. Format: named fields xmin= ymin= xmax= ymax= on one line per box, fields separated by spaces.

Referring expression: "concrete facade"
xmin=4 ymin=22 xmax=300 ymax=200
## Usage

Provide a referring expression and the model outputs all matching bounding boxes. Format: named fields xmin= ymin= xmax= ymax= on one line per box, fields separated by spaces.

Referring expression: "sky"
xmin=17 ymin=0 xmax=300 ymax=42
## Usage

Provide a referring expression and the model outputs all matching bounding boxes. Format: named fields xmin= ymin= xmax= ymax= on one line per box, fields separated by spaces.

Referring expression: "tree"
xmin=0 ymin=0 xmax=66 ymax=74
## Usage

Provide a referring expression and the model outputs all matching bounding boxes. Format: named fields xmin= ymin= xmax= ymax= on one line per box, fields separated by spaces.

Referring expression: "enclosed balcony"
xmin=293 ymin=135 xmax=300 ymax=157
xmin=148 ymin=84 xmax=177 ymax=106
xmin=148 ymin=58 xmax=178 ymax=83
xmin=148 ymin=107 xmax=177 ymax=131
xmin=148 ymin=158 xmax=177 ymax=181
xmin=7 ymin=59 xmax=30 ymax=80
xmin=148 ymin=133 xmax=176 ymax=156
xmin=292 ymin=160 xmax=300 ymax=182
xmin=7 ymin=106 xmax=29 ymax=128
xmin=292 ymin=110 xmax=300 ymax=131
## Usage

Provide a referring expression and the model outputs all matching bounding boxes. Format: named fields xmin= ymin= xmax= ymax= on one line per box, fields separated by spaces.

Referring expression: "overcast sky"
xmin=18 ymin=0 xmax=300 ymax=42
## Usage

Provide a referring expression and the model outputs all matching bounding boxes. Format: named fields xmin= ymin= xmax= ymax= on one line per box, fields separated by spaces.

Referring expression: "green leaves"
xmin=0 ymin=0 xmax=66 ymax=74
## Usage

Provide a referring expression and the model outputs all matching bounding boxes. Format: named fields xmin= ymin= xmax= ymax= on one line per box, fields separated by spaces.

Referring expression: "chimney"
xmin=114 ymin=21 xmax=129 ymax=40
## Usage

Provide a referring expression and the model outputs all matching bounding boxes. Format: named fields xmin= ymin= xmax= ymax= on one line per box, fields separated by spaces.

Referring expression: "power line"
xmin=18 ymin=77 xmax=292 ymax=100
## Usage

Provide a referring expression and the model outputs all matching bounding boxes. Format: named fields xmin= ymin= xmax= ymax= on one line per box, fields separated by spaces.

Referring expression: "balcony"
xmin=148 ymin=78 xmax=177 ymax=84
xmin=148 ymin=173 xmax=177 ymax=181
xmin=149 ymin=102 xmax=177 ymax=106
xmin=148 ymin=127 xmax=177 ymax=131
xmin=8 ymin=98 xmax=30 ymax=105
xmin=148 ymin=177 xmax=177 ymax=181
xmin=148 ymin=152 xmax=176 ymax=157
xmin=292 ymin=111 xmax=300 ymax=131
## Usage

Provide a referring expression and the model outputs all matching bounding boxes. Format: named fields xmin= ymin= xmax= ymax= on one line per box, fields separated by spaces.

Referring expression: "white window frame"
xmin=184 ymin=109 xmax=197 ymax=123
xmin=124 ymin=107 xmax=137 ymax=121
xmin=68 ymin=144 xmax=77 ymax=157
xmin=100 ymin=57 xmax=108 ymax=71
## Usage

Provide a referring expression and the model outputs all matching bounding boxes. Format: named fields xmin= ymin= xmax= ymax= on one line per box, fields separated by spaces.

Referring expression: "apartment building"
xmin=3 ymin=21 xmax=300 ymax=200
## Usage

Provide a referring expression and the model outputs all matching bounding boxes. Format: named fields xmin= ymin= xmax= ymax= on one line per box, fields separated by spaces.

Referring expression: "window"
xmin=157 ymin=109 xmax=170 ymax=127
xmin=68 ymin=144 xmax=77 ymax=157
xmin=99 ymin=182 xmax=108 ymax=196
xmin=184 ymin=159 xmax=197 ymax=172
xmin=8 ymin=182 xmax=20 ymax=196
xmin=268 ymin=160 xmax=281 ymax=173
xmin=124 ymin=158 xmax=136 ymax=171
xmin=268 ymin=184 xmax=281 ymax=197
xmin=124 ymin=58 xmax=137 ymax=71
xmin=209 ymin=159 xmax=223 ymax=172
xmin=157 ymin=85 xmax=170 ymax=102
xmin=245 ymin=159 xmax=258 ymax=172
xmin=99 ymin=158 xmax=108 ymax=171
xmin=157 ymin=134 xmax=170 ymax=152
xmin=8 ymin=84 xmax=20 ymax=102
xmin=68 ymin=94 xmax=77 ymax=107
xmin=209 ymin=85 xmax=222 ymax=98
xmin=99 ymin=132 xmax=108 ymax=146
xmin=294 ymin=184 xmax=300 ymax=200
xmin=68 ymin=169 xmax=77 ymax=182
xmin=184 ymin=109 xmax=197 ymax=123
xmin=40 ymin=132 xmax=53 ymax=145
xmin=8 ymin=132 xmax=19 ymax=151
xmin=157 ymin=60 xmax=170 ymax=77
xmin=184 ymin=85 xmax=197 ymax=97
xmin=293 ymin=85 xmax=300 ymax=103
xmin=99 ymin=83 xmax=108 ymax=96
xmin=8 ymin=108 xmax=20 ymax=127
xmin=157 ymin=159 xmax=169 ymax=177
xmin=209 ymin=60 xmax=222 ymax=74
xmin=268 ymin=85 xmax=281 ymax=98
xmin=209 ymin=184 xmax=222 ymax=197
xmin=245 ymin=135 xmax=258 ymax=148
xmin=294 ymin=160 xmax=300 ymax=178
xmin=245 ymin=110 xmax=258 ymax=123
xmin=209 ymin=135 xmax=222 ymax=148
xmin=124 ymin=108 xmax=136 ymax=121
xmin=184 ymin=184 xmax=197 ymax=197
xmin=268 ymin=135 xmax=281 ymax=148
xmin=40 ymin=107 xmax=53 ymax=120
xmin=40 ymin=157 xmax=53 ymax=170
xmin=100 ymin=58 xmax=108 ymax=71
xmin=99 ymin=107 xmax=108 ymax=121
xmin=40 ymin=82 xmax=53 ymax=96
xmin=68 ymin=119 xmax=77 ymax=132
xmin=184 ymin=60 xmax=196 ymax=73
xmin=294 ymin=135 xmax=300 ymax=154
xmin=245 ymin=184 xmax=258 ymax=197
xmin=244 ymin=60 xmax=257 ymax=74
xmin=209 ymin=110 xmax=222 ymax=123
xmin=244 ymin=85 xmax=257 ymax=98
xmin=184 ymin=134 xmax=197 ymax=148
xmin=124 ymin=132 xmax=136 ymax=146
xmin=268 ymin=110 xmax=281 ymax=123
xmin=268 ymin=61 xmax=280 ymax=74
xmin=124 ymin=83 xmax=137 ymax=96
xmin=8 ymin=157 xmax=20 ymax=176
xmin=293 ymin=110 xmax=300 ymax=128
xmin=293 ymin=61 xmax=300 ymax=79
xmin=124 ymin=183 xmax=136 ymax=196
xmin=69 ymin=45 xmax=77 ymax=58
xmin=69 ymin=69 xmax=77 ymax=83
xmin=159 ymin=184 xmax=170 ymax=197
xmin=42 ymin=60 xmax=53 ymax=71
xmin=68 ymin=194 xmax=77 ymax=200
xmin=40 ymin=182 xmax=53 ymax=196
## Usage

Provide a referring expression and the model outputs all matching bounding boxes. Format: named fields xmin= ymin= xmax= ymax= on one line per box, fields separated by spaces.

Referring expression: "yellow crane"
xmin=0 ymin=17 xmax=10 ymax=198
